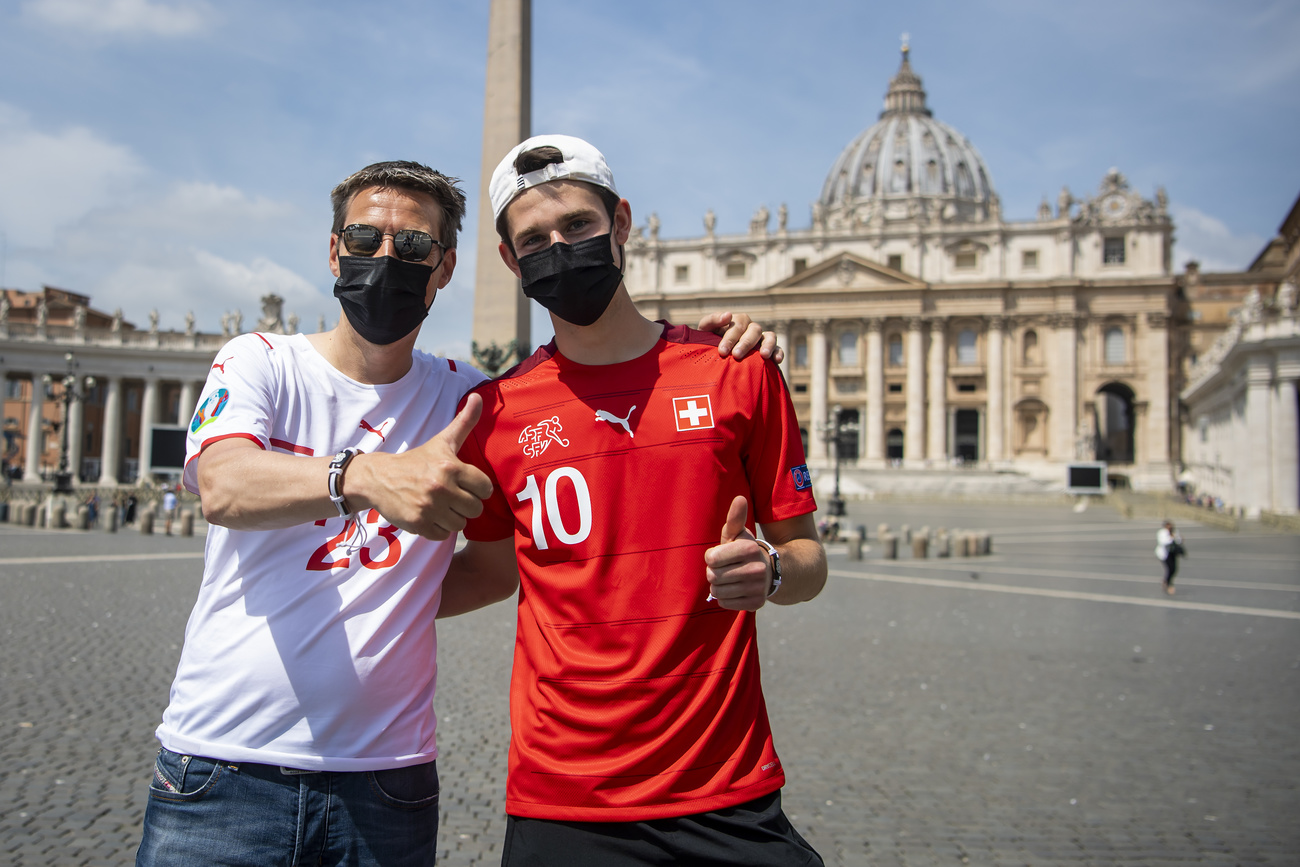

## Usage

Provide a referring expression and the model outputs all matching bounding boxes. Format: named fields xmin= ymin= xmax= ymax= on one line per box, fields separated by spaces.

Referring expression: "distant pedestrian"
xmin=161 ymin=488 xmax=178 ymax=535
xmin=1155 ymin=520 xmax=1184 ymax=595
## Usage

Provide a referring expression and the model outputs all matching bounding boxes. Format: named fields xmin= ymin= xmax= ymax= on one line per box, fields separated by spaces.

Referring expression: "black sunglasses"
xmin=340 ymin=224 xmax=446 ymax=265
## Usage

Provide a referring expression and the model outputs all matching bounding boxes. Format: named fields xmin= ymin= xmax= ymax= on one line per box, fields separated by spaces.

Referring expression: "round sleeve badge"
xmin=191 ymin=388 xmax=230 ymax=433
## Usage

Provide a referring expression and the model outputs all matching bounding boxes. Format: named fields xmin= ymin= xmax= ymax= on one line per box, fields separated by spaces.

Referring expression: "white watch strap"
xmin=755 ymin=538 xmax=781 ymax=597
xmin=328 ymin=448 xmax=359 ymax=518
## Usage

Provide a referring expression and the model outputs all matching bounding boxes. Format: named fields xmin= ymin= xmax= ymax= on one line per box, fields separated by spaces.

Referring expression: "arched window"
xmin=1104 ymin=327 xmax=1126 ymax=364
xmin=1023 ymin=330 xmax=1039 ymax=365
xmin=888 ymin=335 xmax=904 ymax=367
xmin=957 ymin=329 xmax=978 ymax=365
xmin=838 ymin=332 xmax=858 ymax=365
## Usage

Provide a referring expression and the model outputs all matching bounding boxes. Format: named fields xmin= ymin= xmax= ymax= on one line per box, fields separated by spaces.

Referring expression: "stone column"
xmin=865 ymin=319 xmax=884 ymax=463
xmin=986 ymin=316 xmax=1006 ymax=463
xmin=905 ymin=317 xmax=926 ymax=464
xmin=24 ymin=376 xmax=45 ymax=482
xmin=179 ymin=380 xmax=200 ymax=428
xmin=471 ymin=0 xmax=532 ymax=369
xmin=1272 ymin=360 xmax=1298 ymax=513
xmin=1144 ymin=311 xmax=1171 ymax=468
xmin=101 ymin=376 xmax=122 ymax=486
xmin=138 ymin=377 xmax=159 ymax=484
xmin=1051 ymin=314 xmax=1078 ymax=462
xmin=68 ymin=385 xmax=84 ymax=482
xmin=809 ymin=321 xmax=829 ymax=463
xmin=927 ymin=318 xmax=947 ymax=462
xmin=1244 ymin=357 xmax=1273 ymax=517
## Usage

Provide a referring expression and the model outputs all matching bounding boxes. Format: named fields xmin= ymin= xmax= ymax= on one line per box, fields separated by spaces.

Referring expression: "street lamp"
xmin=818 ymin=404 xmax=859 ymax=517
xmin=42 ymin=352 xmax=95 ymax=495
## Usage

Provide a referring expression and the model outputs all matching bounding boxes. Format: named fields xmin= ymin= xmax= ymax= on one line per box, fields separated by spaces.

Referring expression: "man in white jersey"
xmin=135 ymin=160 xmax=777 ymax=867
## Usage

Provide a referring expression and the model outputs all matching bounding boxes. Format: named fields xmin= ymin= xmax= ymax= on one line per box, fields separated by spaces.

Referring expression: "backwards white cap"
xmin=489 ymin=134 xmax=618 ymax=221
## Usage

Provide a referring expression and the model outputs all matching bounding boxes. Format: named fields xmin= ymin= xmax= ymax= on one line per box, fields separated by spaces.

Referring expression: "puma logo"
xmin=211 ymin=356 xmax=234 ymax=373
xmin=595 ymin=406 xmax=636 ymax=438
xmin=359 ymin=418 xmax=390 ymax=442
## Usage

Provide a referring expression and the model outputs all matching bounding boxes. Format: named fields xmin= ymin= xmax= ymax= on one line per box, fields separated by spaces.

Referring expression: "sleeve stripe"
xmin=270 ymin=438 xmax=314 ymax=456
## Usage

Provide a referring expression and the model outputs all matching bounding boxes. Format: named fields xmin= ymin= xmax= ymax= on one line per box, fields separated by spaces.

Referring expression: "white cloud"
xmin=23 ymin=0 xmax=212 ymax=37
xmin=0 ymin=102 xmax=144 ymax=247
xmin=1171 ymin=204 xmax=1268 ymax=273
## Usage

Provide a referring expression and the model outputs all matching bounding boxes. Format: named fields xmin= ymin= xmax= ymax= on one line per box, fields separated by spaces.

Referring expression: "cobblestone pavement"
xmin=1 ymin=501 xmax=1297 ymax=866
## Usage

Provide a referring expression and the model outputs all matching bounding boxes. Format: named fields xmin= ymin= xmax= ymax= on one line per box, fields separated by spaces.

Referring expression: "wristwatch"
xmin=755 ymin=538 xmax=782 ymax=598
xmin=327 ymin=448 xmax=359 ymax=518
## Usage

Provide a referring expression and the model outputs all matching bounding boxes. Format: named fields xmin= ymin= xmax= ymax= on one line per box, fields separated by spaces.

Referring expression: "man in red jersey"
xmin=444 ymin=135 xmax=827 ymax=866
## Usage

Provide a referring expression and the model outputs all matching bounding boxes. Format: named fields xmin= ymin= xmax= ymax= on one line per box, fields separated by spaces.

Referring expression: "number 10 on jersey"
xmin=516 ymin=467 xmax=593 ymax=550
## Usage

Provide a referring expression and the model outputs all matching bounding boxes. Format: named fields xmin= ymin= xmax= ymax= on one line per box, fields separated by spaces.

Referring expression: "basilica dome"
xmin=819 ymin=45 xmax=997 ymax=225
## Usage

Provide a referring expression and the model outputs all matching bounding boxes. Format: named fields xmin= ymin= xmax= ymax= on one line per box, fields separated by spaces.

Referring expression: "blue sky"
xmin=1 ymin=0 xmax=1297 ymax=360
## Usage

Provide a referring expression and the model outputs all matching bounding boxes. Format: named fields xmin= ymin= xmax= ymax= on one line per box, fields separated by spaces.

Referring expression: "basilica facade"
xmin=625 ymin=46 xmax=1181 ymax=491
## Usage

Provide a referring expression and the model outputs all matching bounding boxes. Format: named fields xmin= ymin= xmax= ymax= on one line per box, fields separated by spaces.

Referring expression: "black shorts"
xmin=501 ymin=790 xmax=823 ymax=867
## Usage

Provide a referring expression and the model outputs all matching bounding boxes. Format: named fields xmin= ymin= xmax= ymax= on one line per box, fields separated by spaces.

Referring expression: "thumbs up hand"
xmin=703 ymin=495 xmax=772 ymax=611
xmin=347 ymin=393 xmax=493 ymax=540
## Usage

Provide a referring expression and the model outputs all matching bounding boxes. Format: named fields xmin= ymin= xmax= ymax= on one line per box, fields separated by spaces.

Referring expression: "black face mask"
xmin=517 ymin=233 xmax=623 ymax=327
xmin=333 ymin=255 xmax=434 ymax=345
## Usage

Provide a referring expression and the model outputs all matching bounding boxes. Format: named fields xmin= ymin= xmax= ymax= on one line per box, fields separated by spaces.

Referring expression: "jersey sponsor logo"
xmin=519 ymin=416 xmax=570 ymax=458
xmin=673 ymin=395 xmax=714 ymax=431
xmin=791 ymin=464 xmax=812 ymax=491
xmin=190 ymin=388 xmax=229 ymax=433
xmin=211 ymin=356 xmax=234 ymax=373
xmin=594 ymin=405 xmax=636 ymax=438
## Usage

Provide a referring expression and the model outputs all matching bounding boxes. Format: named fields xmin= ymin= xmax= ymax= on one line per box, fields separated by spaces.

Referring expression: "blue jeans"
xmin=136 ymin=748 xmax=440 ymax=866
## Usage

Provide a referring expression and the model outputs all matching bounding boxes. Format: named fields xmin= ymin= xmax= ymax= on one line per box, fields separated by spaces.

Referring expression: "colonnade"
xmin=1 ymin=364 xmax=205 ymax=485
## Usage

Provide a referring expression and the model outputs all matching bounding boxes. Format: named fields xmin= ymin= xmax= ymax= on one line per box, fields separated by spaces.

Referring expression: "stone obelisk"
xmin=471 ymin=0 xmax=531 ymax=376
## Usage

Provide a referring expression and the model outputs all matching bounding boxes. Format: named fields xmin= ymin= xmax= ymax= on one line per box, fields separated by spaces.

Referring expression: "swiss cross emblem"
xmin=673 ymin=395 xmax=715 ymax=431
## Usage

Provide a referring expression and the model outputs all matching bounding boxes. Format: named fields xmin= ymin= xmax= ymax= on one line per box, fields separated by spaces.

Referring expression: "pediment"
xmin=770 ymin=252 xmax=925 ymax=292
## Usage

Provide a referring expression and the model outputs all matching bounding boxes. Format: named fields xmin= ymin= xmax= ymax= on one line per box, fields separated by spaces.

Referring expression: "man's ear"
xmin=499 ymin=242 xmax=522 ymax=279
xmin=328 ymin=232 xmax=342 ymax=278
xmin=613 ymin=199 xmax=632 ymax=246
xmin=437 ymin=247 xmax=458 ymax=288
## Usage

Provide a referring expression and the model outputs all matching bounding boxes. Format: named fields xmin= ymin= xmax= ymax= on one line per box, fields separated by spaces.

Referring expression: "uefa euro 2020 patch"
xmin=191 ymin=388 xmax=229 ymax=433
xmin=790 ymin=464 xmax=811 ymax=491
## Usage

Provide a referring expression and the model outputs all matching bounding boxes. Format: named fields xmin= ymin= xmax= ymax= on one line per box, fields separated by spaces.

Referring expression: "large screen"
xmin=150 ymin=426 xmax=187 ymax=471
xmin=1066 ymin=462 xmax=1107 ymax=494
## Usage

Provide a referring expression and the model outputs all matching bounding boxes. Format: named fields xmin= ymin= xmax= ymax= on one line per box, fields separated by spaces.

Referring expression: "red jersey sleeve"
xmin=741 ymin=357 xmax=816 ymax=525
xmin=457 ymin=390 xmax=515 ymax=542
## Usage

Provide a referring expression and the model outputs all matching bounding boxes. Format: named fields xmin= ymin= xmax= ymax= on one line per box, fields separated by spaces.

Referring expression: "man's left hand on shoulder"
xmin=698 ymin=311 xmax=784 ymax=364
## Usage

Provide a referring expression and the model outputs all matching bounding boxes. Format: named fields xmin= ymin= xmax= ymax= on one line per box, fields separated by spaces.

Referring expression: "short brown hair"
xmin=495 ymin=146 xmax=621 ymax=253
xmin=330 ymin=161 xmax=467 ymax=248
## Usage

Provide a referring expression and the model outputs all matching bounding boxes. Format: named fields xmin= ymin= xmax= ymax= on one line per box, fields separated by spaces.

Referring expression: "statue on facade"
xmin=704 ymin=209 xmax=716 ymax=236
xmin=811 ymin=201 xmax=825 ymax=232
xmin=1038 ymin=198 xmax=1053 ymax=221
xmin=777 ymin=203 xmax=788 ymax=231
xmin=73 ymin=305 xmax=87 ymax=330
xmin=647 ymin=212 xmax=660 ymax=241
xmin=148 ymin=309 xmax=160 ymax=334
xmin=0 ymin=293 xmax=9 ymax=324
xmin=220 ymin=312 xmax=231 ymax=337
xmin=257 ymin=294 xmax=285 ymax=333
xmin=1155 ymin=186 xmax=1168 ymax=215
xmin=111 ymin=308 xmax=123 ymax=332
xmin=36 ymin=299 xmax=48 ymax=328
xmin=1057 ymin=186 xmax=1072 ymax=219
xmin=287 ymin=312 xmax=299 ymax=334
xmin=749 ymin=205 xmax=769 ymax=234
xmin=1277 ymin=281 xmax=1297 ymax=315
xmin=184 ymin=311 xmax=195 ymax=336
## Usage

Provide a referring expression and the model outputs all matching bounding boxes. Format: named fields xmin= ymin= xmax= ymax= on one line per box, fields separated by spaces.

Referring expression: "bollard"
xmin=106 ymin=507 xmax=118 ymax=533
xmin=911 ymin=534 xmax=929 ymax=559
xmin=180 ymin=509 xmax=195 ymax=537
xmin=881 ymin=533 xmax=898 ymax=560
xmin=76 ymin=505 xmax=90 ymax=530
xmin=51 ymin=501 xmax=67 ymax=529
xmin=936 ymin=532 xmax=950 ymax=558
xmin=877 ymin=523 xmax=890 ymax=542
xmin=846 ymin=531 xmax=863 ymax=561
xmin=919 ymin=526 xmax=930 ymax=541
xmin=140 ymin=509 xmax=155 ymax=535
xmin=858 ymin=524 xmax=868 ymax=542
xmin=0 ymin=502 xmax=8 ymax=523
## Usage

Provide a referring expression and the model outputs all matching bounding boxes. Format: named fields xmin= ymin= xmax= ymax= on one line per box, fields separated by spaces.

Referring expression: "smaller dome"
xmin=819 ymin=45 xmax=996 ymax=225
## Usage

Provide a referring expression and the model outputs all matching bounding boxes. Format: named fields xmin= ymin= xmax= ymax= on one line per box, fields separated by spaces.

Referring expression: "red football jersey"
xmin=459 ymin=323 xmax=816 ymax=821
